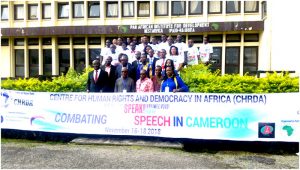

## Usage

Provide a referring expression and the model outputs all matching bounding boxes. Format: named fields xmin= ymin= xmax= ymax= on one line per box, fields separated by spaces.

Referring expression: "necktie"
xmin=95 ymin=70 xmax=98 ymax=82
xmin=162 ymin=59 xmax=165 ymax=70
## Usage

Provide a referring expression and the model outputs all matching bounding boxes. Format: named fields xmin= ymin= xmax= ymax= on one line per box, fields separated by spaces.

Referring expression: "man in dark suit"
xmin=100 ymin=56 xmax=117 ymax=92
xmin=116 ymin=54 xmax=135 ymax=82
xmin=87 ymin=60 xmax=108 ymax=93
xmin=147 ymin=49 xmax=159 ymax=78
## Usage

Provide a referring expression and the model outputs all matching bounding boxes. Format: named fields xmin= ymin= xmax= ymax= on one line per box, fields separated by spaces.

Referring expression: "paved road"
xmin=1 ymin=140 xmax=299 ymax=169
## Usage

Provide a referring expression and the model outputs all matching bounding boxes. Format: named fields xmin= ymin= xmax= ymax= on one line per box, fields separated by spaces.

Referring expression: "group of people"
xmin=87 ymin=34 xmax=213 ymax=93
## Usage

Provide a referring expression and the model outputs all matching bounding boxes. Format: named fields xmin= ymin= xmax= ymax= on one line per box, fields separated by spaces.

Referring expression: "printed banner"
xmin=1 ymin=90 xmax=299 ymax=142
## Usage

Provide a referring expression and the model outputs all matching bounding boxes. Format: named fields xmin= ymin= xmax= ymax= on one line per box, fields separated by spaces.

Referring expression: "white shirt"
xmin=199 ymin=43 xmax=213 ymax=62
xmin=187 ymin=46 xmax=200 ymax=65
xmin=174 ymin=42 xmax=188 ymax=56
xmin=168 ymin=54 xmax=184 ymax=70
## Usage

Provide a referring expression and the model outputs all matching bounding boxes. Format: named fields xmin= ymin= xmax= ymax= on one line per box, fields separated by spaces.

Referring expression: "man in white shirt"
xmin=187 ymin=39 xmax=200 ymax=66
xmin=199 ymin=36 xmax=213 ymax=65
xmin=174 ymin=34 xmax=188 ymax=66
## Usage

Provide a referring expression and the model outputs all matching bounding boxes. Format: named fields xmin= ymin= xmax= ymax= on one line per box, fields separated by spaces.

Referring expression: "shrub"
xmin=1 ymin=65 xmax=298 ymax=93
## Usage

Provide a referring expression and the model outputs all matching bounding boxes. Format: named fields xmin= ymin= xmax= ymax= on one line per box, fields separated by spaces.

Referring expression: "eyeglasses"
xmin=122 ymin=71 xmax=128 ymax=73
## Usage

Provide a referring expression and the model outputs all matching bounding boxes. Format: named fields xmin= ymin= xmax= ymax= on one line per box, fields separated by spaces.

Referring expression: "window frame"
xmin=74 ymin=49 xmax=86 ymax=73
xmin=244 ymin=1 xmax=259 ymax=13
xmin=15 ymin=49 xmax=25 ymax=77
xmin=14 ymin=4 xmax=24 ymax=20
xmin=29 ymin=49 xmax=39 ymax=77
xmin=243 ymin=46 xmax=258 ymax=75
xmin=210 ymin=47 xmax=222 ymax=73
xmin=155 ymin=1 xmax=169 ymax=16
xmin=106 ymin=1 xmax=119 ymax=18
xmin=59 ymin=49 xmax=70 ymax=75
xmin=58 ymin=2 xmax=69 ymax=19
xmin=1 ymin=5 xmax=9 ymax=20
xmin=28 ymin=38 xmax=39 ymax=46
xmin=88 ymin=37 xmax=101 ymax=45
xmin=28 ymin=4 xmax=38 ymax=20
xmin=244 ymin=34 xmax=259 ymax=42
xmin=207 ymin=34 xmax=223 ymax=43
xmin=137 ymin=1 xmax=150 ymax=17
xmin=122 ymin=1 xmax=134 ymax=17
xmin=42 ymin=38 xmax=52 ymax=45
xmin=225 ymin=46 xmax=240 ymax=74
xmin=43 ymin=49 xmax=52 ymax=76
xmin=73 ymin=37 xmax=85 ymax=45
xmin=171 ymin=1 xmax=186 ymax=16
xmin=73 ymin=1 xmax=84 ymax=18
xmin=14 ymin=38 xmax=24 ymax=46
xmin=57 ymin=37 xmax=70 ymax=45
xmin=208 ymin=1 xmax=222 ymax=14
xmin=188 ymin=1 xmax=203 ymax=15
xmin=42 ymin=3 xmax=51 ymax=19
xmin=1 ymin=38 xmax=9 ymax=46
xmin=226 ymin=1 xmax=241 ymax=14
xmin=226 ymin=34 xmax=241 ymax=42
xmin=88 ymin=1 xmax=100 ymax=18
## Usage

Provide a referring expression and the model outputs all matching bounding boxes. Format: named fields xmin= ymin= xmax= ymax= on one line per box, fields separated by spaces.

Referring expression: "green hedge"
xmin=1 ymin=65 xmax=299 ymax=93
xmin=180 ymin=64 xmax=299 ymax=93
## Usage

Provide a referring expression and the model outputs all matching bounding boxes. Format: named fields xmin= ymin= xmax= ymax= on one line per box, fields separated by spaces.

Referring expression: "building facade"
xmin=0 ymin=0 xmax=297 ymax=78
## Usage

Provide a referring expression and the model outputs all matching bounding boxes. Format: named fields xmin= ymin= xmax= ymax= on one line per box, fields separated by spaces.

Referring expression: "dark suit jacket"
xmin=87 ymin=69 xmax=108 ymax=92
xmin=100 ymin=65 xmax=117 ymax=92
xmin=116 ymin=63 xmax=136 ymax=82
xmin=148 ymin=57 xmax=159 ymax=77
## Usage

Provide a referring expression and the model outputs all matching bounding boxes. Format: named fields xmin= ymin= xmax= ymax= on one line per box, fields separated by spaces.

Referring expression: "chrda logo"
xmin=258 ymin=122 xmax=275 ymax=138
xmin=1 ymin=92 xmax=10 ymax=108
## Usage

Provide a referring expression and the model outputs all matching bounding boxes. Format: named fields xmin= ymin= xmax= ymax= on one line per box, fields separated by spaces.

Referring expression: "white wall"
xmin=269 ymin=1 xmax=300 ymax=74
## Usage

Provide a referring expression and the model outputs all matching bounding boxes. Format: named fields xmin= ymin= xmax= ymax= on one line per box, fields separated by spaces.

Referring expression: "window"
xmin=207 ymin=34 xmax=223 ymax=43
xmin=226 ymin=1 xmax=240 ymax=13
xmin=14 ymin=4 xmax=24 ymax=20
xmin=244 ymin=47 xmax=258 ymax=75
xmin=73 ymin=37 xmax=85 ymax=45
xmin=155 ymin=1 xmax=168 ymax=16
xmin=74 ymin=49 xmax=86 ymax=73
xmin=15 ymin=49 xmax=25 ymax=77
xmin=14 ymin=38 xmax=24 ymax=46
xmin=225 ymin=47 xmax=240 ymax=74
xmin=106 ymin=2 xmax=118 ymax=17
xmin=188 ymin=35 xmax=203 ymax=43
xmin=88 ymin=1 xmax=100 ymax=18
xmin=89 ymin=49 xmax=101 ymax=66
xmin=1 ymin=38 xmax=9 ymax=46
xmin=210 ymin=47 xmax=222 ymax=72
xmin=244 ymin=34 xmax=259 ymax=42
xmin=208 ymin=1 xmax=222 ymax=14
xmin=28 ymin=38 xmax=39 ymax=45
xmin=42 ymin=3 xmax=51 ymax=19
xmin=73 ymin=2 xmax=84 ymax=18
xmin=261 ymin=1 xmax=267 ymax=19
xmin=245 ymin=1 xmax=258 ymax=13
xmin=28 ymin=4 xmax=38 ymax=20
xmin=189 ymin=1 xmax=202 ymax=15
xmin=172 ymin=1 xmax=185 ymax=16
xmin=57 ymin=37 xmax=70 ymax=45
xmin=88 ymin=37 xmax=101 ymax=45
xmin=122 ymin=1 xmax=134 ymax=17
xmin=43 ymin=49 xmax=52 ymax=76
xmin=138 ymin=1 xmax=150 ymax=17
xmin=58 ymin=3 xmax=69 ymax=19
xmin=59 ymin=49 xmax=70 ymax=75
xmin=226 ymin=34 xmax=241 ymax=42
xmin=1 ymin=5 xmax=8 ymax=20
xmin=42 ymin=38 xmax=52 ymax=45
xmin=29 ymin=49 xmax=39 ymax=77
